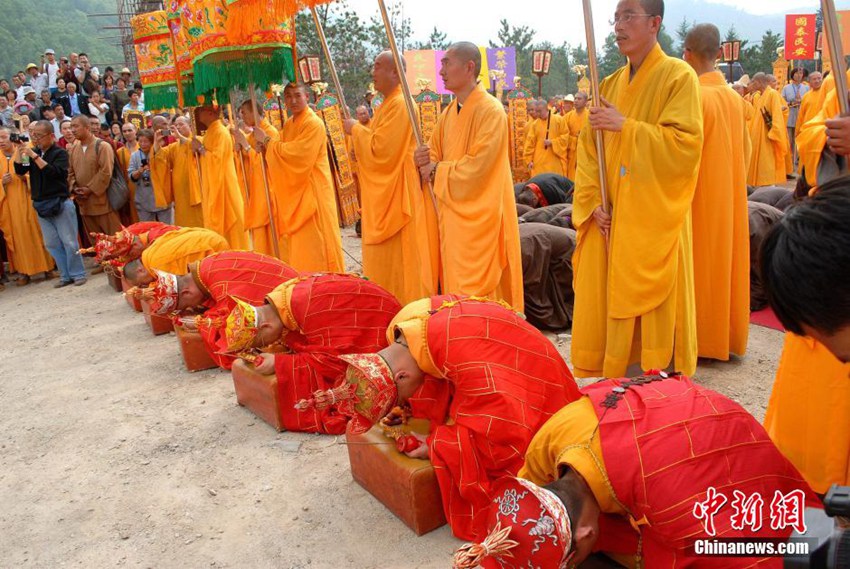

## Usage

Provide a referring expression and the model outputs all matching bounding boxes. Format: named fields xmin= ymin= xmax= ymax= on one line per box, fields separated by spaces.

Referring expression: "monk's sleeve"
xmin=550 ymin=116 xmax=570 ymax=160
xmin=767 ymin=94 xmax=786 ymax=144
xmin=523 ymin=122 xmax=537 ymax=164
xmin=433 ymin=107 xmax=510 ymax=204
xmin=151 ymin=144 xmax=174 ymax=208
xmin=90 ymin=142 xmax=115 ymax=196
xmin=266 ymin=118 xmax=325 ymax=181
xmin=572 ymin=112 xmax=603 ymax=229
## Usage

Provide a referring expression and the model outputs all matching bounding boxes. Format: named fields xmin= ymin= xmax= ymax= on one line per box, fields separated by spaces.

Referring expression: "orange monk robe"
xmin=747 ymin=86 xmax=787 ymax=187
xmin=783 ymin=102 xmax=793 ymax=175
xmin=796 ymin=87 xmax=825 ymax=134
xmin=692 ymin=71 xmax=750 ymax=361
xmin=428 ymin=84 xmax=524 ymax=311
xmin=563 ymin=108 xmax=586 ymax=180
xmin=521 ymin=117 xmax=539 ymax=169
xmin=764 ymin=334 xmax=850 ymax=494
xmin=140 ymin=226 xmax=230 ymax=275
xmin=236 ymin=119 xmax=279 ymax=257
xmin=198 ymin=119 xmax=248 ymax=249
xmin=571 ymin=44 xmax=701 ymax=378
xmin=796 ymin=70 xmax=850 ymax=186
xmin=350 ymin=86 xmax=438 ymax=304
xmin=0 ymin=151 xmax=53 ymax=275
xmin=264 ymin=108 xmax=344 ymax=273
xmin=152 ymin=140 xmax=205 ymax=228
xmin=116 ymin=145 xmax=139 ymax=224
xmin=523 ymin=111 xmax=568 ymax=177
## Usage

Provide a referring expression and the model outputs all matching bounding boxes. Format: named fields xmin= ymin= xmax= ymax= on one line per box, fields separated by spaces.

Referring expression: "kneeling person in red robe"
xmin=82 ymin=221 xmax=179 ymax=268
xmin=221 ymin=273 xmax=402 ymax=434
xmin=142 ymin=251 xmax=300 ymax=369
xmin=304 ymin=296 xmax=582 ymax=541
xmin=454 ymin=374 xmax=818 ymax=568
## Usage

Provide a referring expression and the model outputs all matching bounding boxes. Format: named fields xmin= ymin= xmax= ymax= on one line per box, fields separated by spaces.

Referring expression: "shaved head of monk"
xmin=683 ymin=23 xmax=721 ymax=76
xmin=355 ymin=105 xmax=370 ymax=125
xmin=372 ymin=51 xmax=404 ymax=97
xmin=574 ymin=91 xmax=588 ymax=110
xmin=809 ymin=71 xmax=823 ymax=90
xmin=440 ymin=42 xmax=481 ymax=94
xmin=613 ymin=0 xmax=663 ymax=62
xmin=123 ymin=259 xmax=155 ymax=287
xmin=239 ymin=99 xmax=264 ymax=128
xmin=176 ymin=272 xmax=208 ymax=311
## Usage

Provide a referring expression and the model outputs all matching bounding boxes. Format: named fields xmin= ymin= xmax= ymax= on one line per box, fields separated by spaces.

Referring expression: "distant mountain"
xmin=665 ymin=0 xmax=788 ymax=42
xmin=0 ymin=0 xmax=124 ymax=81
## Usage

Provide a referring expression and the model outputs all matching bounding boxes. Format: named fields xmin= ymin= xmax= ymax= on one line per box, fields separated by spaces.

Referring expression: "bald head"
xmin=372 ymin=51 xmax=405 ymax=96
xmin=447 ymin=41 xmax=481 ymax=77
xmin=684 ymin=24 xmax=720 ymax=61
xmin=123 ymin=259 xmax=154 ymax=287
xmin=639 ymin=0 xmax=664 ymax=20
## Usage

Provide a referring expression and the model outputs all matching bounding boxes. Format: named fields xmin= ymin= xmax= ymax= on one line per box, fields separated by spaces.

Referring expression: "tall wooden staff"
xmin=248 ymin=81 xmax=281 ymax=258
xmin=311 ymin=7 xmax=350 ymax=119
xmin=582 ymin=0 xmax=609 ymax=213
xmin=822 ymin=0 xmax=849 ymax=117
xmin=188 ymin=108 xmax=205 ymax=194
xmin=375 ymin=0 xmax=439 ymax=216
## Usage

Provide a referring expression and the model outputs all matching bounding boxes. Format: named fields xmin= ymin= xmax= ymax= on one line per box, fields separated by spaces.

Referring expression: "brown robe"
xmin=748 ymin=201 xmax=784 ymax=311
xmin=519 ymin=222 xmax=576 ymax=330
xmin=68 ymin=138 xmax=120 ymax=234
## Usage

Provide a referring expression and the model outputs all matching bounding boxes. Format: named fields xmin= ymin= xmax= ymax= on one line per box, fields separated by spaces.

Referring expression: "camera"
xmin=784 ymin=485 xmax=850 ymax=568
xmin=141 ymin=158 xmax=149 ymax=167
xmin=10 ymin=133 xmax=29 ymax=144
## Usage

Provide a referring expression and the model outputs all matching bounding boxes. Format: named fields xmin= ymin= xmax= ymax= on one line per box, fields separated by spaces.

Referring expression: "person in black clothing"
xmin=13 ymin=120 xmax=86 ymax=286
xmin=514 ymin=173 xmax=574 ymax=208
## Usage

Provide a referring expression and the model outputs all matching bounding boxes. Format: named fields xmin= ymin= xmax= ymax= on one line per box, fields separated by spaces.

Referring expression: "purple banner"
xmin=486 ymin=46 xmax=517 ymax=92
xmin=434 ymin=50 xmax=448 ymax=95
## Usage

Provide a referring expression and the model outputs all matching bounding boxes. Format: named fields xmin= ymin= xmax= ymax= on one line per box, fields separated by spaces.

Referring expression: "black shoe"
xmin=54 ymin=280 xmax=73 ymax=288
xmin=73 ymin=278 xmax=87 ymax=286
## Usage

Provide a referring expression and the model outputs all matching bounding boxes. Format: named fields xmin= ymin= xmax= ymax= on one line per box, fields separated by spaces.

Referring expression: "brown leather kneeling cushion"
xmin=175 ymin=323 xmax=218 ymax=372
xmin=231 ymin=360 xmax=283 ymax=431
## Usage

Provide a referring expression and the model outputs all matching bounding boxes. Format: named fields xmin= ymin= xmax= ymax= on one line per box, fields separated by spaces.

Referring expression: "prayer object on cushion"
xmin=140 ymin=298 xmax=175 ymax=336
xmin=231 ymin=359 xmax=285 ymax=432
xmin=346 ymin=420 xmax=446 ymax=536
xmin=121 ymin=277 xmax=143 ymax=312
xmin=175 ymin=323 xmax=218 ymax=373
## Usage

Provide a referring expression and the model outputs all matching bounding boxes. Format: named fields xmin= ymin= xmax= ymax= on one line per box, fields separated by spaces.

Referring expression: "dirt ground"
xmin=0 ymin=227 xmax=786 ymax=568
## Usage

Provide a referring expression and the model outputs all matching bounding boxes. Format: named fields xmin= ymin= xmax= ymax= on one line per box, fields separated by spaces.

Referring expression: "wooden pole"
xmin=822 ymin=0 xmax=849 ymax=117
xmin=375 ymin=0 xmax=439 ymax=217
xmin=248 ymin=82 xmax=281 ymax=258
xmin=188 ymin=107 xmax=204 ymax=195
xmin=582 ymin=0 xmax=610 ymax=213
xmin=311 ymin=7 xmax=350 ymax=119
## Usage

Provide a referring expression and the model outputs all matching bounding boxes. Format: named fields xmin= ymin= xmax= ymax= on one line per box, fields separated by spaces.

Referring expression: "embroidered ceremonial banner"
xmin=167 ymin=1 xmax=194 ymax=104
xmin=263 ymin=95 xmax=288 ymax=131
xmin=316 ymin=92 xmax=359 ymax=226
xmin=415 ymin=88 xmax=441 ymax=144
xmin=785 ymin=14 xmax=816 ymax=60
xmin=404 ymin=50 xmax=437 ymax=97
xmin=132 ymin=10 xmax=180 ymax=110
xmin=507 ymin=83 xmax=533 ymax=182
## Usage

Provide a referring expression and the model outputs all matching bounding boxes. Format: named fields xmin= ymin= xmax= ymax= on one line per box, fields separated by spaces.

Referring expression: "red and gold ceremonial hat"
xmin=223 ymin=297 xmax=260 ymax=353
xmin=80 ymin=227 xmax=136 ymax=262
xmin=145 ymin=271 xmax=179 ymax=315
xmin=453 ymin=477 xmax=574 ymax=569
xmin=294 ymin=353 xmax=397 ymax=435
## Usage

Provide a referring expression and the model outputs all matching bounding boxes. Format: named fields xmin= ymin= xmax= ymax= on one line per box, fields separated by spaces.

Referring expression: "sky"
xmin=342 ymin=0 xmax=832 ymax=48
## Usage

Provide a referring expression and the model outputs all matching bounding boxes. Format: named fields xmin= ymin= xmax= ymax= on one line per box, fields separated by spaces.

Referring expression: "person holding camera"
xmin=13 ymin=120 xmax=86 ymax=287
xmin=128 ymin=129 xmax=172 ymax=223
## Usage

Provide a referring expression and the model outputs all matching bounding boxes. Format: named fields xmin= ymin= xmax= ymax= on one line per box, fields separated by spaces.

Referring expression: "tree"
xmin=367 ymin=1 xmax=413 ymax=54
xmin=738 ymin=30 xmax=783 ymax=76
xmin=675 ymin=18 xmax=694 ymax=55
xmin=658 ymin=23 xmax=676 ymax=56
xmin=598 ymin=32 xmax=625 ymax=79
xmin=425 ymin=26 xmax=449 ymax=50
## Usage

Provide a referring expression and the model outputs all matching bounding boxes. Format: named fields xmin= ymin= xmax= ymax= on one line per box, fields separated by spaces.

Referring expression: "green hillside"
xmin=0 ymin=0 xmax=125 ymax=80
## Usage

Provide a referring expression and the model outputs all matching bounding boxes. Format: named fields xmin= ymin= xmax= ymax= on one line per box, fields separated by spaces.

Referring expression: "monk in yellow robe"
xmin=523 ymin=100 xmax=568 ymax=177
xmin=521 ymin=102 xmax=540 ymax=173
xmin=253 ymin=83 xmax=343 ymax=273
xmin=747 ymin=73 xmax=788 ymax=187
xmin=232 ymin=101 xmax=279 ymax=257
xmin=122 ymin=226 xmax=229 ymax=287
xmin=194 ymin=106 xmax=248 ymax=249
xmin=151 ymin=116 xmax=205 ymax=228
xmin=0 ymin=128 xmax=54 ymax=283
xmin=344 ymin=51 xmax=437 ymax=304
xmin=683 ymin=24 xmax=750 ymax=361
xmin=796 ymin=72 xmax=823 ymax=138
xmin=115 ymin=123 xmax=139 ymax=224
xmin=571 ymin=2 xmax=701 ymax=378
xmin=414 ymin=42 xmax=524 ymax=310
xmin=563 ymin=91 xmax=588 ymax=180
xmin=795 ymin=69 xmax=850 ymax=187
xmin=759 ymin=179 xmax=850 ymax=493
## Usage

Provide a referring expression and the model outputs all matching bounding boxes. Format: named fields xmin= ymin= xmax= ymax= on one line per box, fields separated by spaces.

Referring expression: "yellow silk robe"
xmin=198 ymin=120 xmax=248 ymax=249
xmin=152 ymin=140 xmax=205 ymax=227
xmin=351 ymin=86 xmax=438 ymax=304
xmin=523 ymin=111 xmax=568 ymax=177
xmin=116 ymin=145 xmax=139 ymax=224
xmin=764 ymin=334 xmax=850 ymax=493
xmin=140 ymin=226 xmax=229 ymax=275
xmin=0 ymin=151 xmax=53 ymax=275
xmin=572 ymin=43 xmax=701 ymax=378
xmin=747 ymin=87 xmax=787 ymax=187
xmin=240 ymin=119 xmax=279 ymax=257
xmin=563 ymin=108 xmax=586 ymax=180
xmin=265 ymin=108 xmax=344 ymax=273
xmin=795 ymin=88 xmax=825 ymax=136
xmin=692 ymin=71 xmax=750 ymax=360
xmin=429 ymin=84 xmax=524 ymax=311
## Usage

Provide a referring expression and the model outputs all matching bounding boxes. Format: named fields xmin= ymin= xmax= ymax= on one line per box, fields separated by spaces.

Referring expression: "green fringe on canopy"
xmin=144 ymin=84 xmax=181 ymax=112
xmin=192 ymin=47 xmax=295 ymax=101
